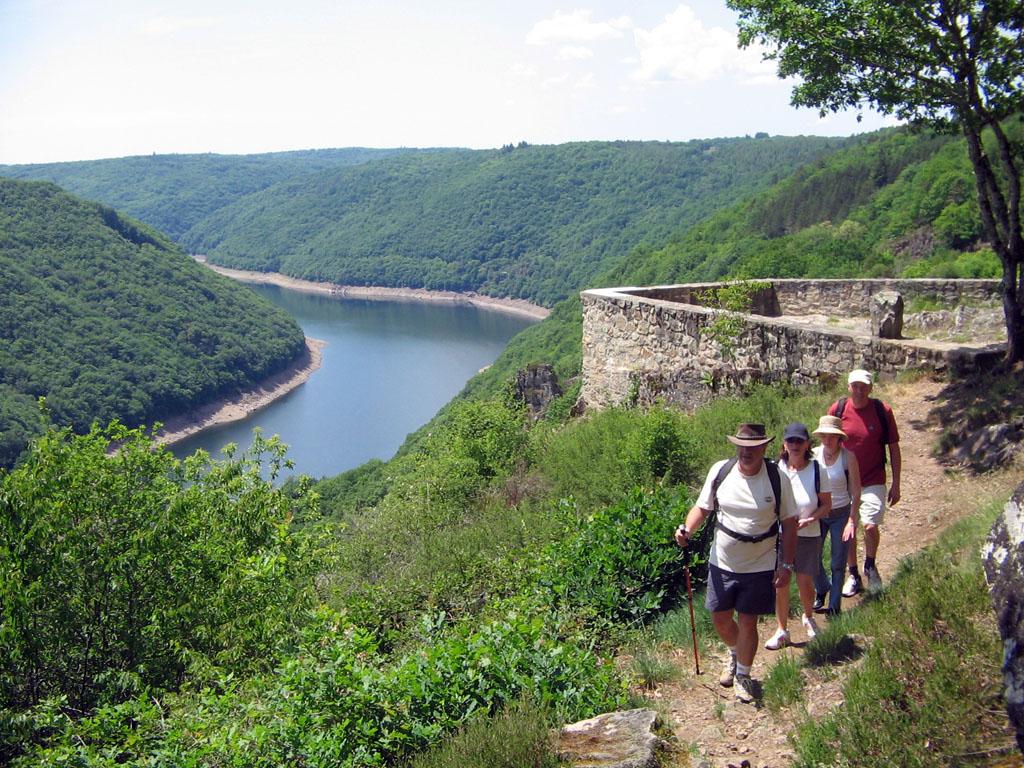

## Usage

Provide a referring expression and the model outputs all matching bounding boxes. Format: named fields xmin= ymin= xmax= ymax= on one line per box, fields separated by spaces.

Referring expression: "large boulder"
xmin=982 ymin=480 xmax=1024 ymax=755
xmin=553 ymin=709 xmax=666 ymax=768
xmin=870 ymin=290 xmax=904 ymax=339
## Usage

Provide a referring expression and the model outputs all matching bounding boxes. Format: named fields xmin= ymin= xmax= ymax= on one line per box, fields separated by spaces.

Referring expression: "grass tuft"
xmin=762 ymin=652 xmax=805 ymax=712
xmin=403 ymin=699 xmax=559 ymax=768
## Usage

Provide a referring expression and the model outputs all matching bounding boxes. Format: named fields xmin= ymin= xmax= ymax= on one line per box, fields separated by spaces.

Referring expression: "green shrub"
xmin=0 ymin=423 xmax=324 ymax=718
xmin=535 ymin=488 xmax=693 ymax=632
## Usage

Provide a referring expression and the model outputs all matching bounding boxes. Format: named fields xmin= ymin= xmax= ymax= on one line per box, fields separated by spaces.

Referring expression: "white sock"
xmin=728 ymin=645 xmax=737 ymax=658
xmin=736 ymin=662 xmax=751 ymax=677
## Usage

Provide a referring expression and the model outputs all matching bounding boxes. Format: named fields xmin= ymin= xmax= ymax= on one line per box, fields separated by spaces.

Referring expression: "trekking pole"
xmin=683 ymin=555 xmax=701 ymax=676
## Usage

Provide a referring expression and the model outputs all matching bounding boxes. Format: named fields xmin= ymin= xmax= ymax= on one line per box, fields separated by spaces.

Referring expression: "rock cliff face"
xmin=982 ymin=480 xmax=1024 ymax=755
xmin=513 ymin=364 xmax=563 ymax=419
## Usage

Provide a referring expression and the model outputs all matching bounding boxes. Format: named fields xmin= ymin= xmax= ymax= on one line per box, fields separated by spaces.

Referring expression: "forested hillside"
xmin=183 ymin=137 xmax=850 ymax=306
xmin=606 ymin=125 xmax=1008 ymax=286
xmin=454 ymin=126 xmax=1006 ymax=412
xmin=0 ymin=147 xmax=426 ymax=241
xmin=0 ymin=178 xmax=306 ymax=466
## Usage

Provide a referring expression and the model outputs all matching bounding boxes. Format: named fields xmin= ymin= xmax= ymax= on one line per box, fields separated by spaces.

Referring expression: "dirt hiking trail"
xmin=650 ymin=376 xmax=1022 ymax=768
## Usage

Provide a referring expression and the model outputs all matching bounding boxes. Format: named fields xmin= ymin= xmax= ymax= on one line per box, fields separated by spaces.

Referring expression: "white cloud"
xmin=632 ymin=4 xmax=777 ymax=85
xmin=511 ymin=62 xmax=538 ymax=77
xmin=574 ymin=72 xmax=596 ymax=90
xmin=557 ymin=45 xmax=594 ymax=60
xmin=526 ymin=10 xmax=632 ymax=46
xmin=136 ymin=16 xmax=218 ymax=37
xmin=542 ymin=73 xmax=570 ymax=89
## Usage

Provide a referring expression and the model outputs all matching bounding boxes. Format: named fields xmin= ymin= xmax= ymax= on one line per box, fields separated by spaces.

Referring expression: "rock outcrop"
xmin=553 ymin=709 xmax=666 ymax=768
xmin=514 ymin=363 xmax=562 ymax=419
xmin=982 ymin=480 xmax=1024 ymax=755
xmin=870 ymin=290 xmax=904 ymax=339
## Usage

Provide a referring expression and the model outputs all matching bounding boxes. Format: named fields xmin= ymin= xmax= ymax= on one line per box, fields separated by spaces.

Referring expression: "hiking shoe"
xmin=734 ymin=673 xmax=755 ymax=703
xmin=719 ymin=654 xmax=737 ymax=687
xmin=864 ymin=564 xmax=883 ymax=592
xmin=764 ymin=628 xmax=789 ymax=650
xmin=842 ymin=573 xmax=863 ymax=597
xmin=802 ymin=614 xmax=819 ymax=640
xmin=813 ymin=593 xmax=827 ymax=612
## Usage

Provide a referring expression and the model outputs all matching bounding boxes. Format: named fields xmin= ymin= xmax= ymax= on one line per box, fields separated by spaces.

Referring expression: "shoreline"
xmin=154 ymin=337 xmax=326 ymax=447
xmin=200 ymin=261 xmax=552 ymax=321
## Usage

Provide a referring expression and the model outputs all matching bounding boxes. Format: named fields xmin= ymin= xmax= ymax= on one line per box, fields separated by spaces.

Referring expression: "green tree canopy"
xmin=728 ymin=0 xmax=1024 ymax=360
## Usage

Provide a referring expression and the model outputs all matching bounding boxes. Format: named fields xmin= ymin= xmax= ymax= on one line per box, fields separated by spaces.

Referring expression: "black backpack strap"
xmin=813 ymin=459 xmax=820 ymax=494
xmin=764 ymin=459 xmax=782 ymax=519
xmin=872 ymin=398 xmax=890 ymax=446
xmin=835 ymin=397 xmax=847 ymax=418
xmin=711 ymin=457 xmax=738 ymax=513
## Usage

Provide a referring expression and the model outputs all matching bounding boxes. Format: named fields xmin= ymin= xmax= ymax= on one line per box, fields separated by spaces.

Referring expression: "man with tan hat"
xmin=675 ymin=423 xmax=798 ymax=703
xmin=829 ymin=369 xmax=901 ymax=596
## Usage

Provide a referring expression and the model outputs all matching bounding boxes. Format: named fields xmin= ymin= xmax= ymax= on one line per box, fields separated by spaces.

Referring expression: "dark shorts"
xmin=705 ymin=563 xmax=776 ymax=616
xmin=794 ymin=535 xmax=824 ymax=575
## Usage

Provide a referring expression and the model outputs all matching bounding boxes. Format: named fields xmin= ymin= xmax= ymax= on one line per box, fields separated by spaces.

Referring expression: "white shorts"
xmin=859 ymin=485 xmax=886 ymax=526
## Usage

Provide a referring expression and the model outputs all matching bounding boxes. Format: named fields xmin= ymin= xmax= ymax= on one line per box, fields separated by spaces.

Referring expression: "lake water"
xmin=170 ymin=284 xmax=534 ymax=478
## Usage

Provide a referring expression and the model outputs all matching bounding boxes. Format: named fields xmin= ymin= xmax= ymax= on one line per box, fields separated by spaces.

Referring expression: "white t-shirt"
xmin=781 ymin=458 xmax=833 ymax=538
xmin=695 ymin=459 xmax=798 ymax=573
xmin=812 ymin=445 xmax=851 ymax=508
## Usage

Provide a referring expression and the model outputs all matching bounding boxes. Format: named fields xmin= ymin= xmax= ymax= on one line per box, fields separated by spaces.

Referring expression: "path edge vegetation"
xmin=1 ymin=370 xmax=1020 ymax=767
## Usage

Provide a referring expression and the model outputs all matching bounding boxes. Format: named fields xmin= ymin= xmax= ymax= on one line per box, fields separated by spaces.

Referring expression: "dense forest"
xmin=0 ymin=147 xmax=430 ymax=241
xmin=0 ymin=178 xmax=306 ymax=466
xmin=181 ymin=138 xmax=851 ymax=306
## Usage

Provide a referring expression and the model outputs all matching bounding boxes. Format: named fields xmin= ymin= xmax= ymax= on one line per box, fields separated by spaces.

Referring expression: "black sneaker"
xmin=813 ymin=593 xmax=827 ymax=612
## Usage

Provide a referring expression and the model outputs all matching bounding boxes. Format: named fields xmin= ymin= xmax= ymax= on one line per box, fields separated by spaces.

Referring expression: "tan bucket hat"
xmin=812 ymin=415 xmax=847 ymax=439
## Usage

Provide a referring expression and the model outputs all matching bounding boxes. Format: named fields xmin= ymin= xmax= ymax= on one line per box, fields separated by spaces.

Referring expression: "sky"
xmin=0 ymin=0 xmax=898 ymax=165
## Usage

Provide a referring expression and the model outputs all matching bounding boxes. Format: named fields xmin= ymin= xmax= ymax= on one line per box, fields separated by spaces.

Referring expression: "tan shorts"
xmin=860 ymin=485 xmax=886 ymax=526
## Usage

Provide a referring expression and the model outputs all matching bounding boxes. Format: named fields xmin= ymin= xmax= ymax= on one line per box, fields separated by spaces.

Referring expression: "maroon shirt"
xmin=828 ymin=399 xmax=899 ymax=487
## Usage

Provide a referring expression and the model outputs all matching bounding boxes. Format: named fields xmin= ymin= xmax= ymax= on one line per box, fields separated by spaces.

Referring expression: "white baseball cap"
xmin=848 ymin=369 xmax=873 ymax=385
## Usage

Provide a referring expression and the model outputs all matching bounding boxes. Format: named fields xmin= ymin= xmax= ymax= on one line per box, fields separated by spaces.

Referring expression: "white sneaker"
xmin=734 ymin=672 xmax=755 ymax=703
xmin=802 ymin=614 xmax=819 ymax=640
xmin=842 ymin=572 xmax=863 ymax=597
xmin=764 ymin=627 xmax=789 ymax=650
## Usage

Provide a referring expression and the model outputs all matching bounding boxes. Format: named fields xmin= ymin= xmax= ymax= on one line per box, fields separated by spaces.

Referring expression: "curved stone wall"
xmin=580 ymin=279 xmax=1003 ymax=411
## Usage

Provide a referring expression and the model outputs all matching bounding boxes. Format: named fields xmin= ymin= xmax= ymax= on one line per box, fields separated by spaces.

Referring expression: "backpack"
xmin=835 ymin=396 xmax=891 ymax=463
xmin=710 ymin=457 xmax=783 ymax=543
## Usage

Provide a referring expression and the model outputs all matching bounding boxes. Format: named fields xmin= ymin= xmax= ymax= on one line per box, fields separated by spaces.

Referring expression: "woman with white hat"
xmin=811 ymin=415 xmax=862 ymax=616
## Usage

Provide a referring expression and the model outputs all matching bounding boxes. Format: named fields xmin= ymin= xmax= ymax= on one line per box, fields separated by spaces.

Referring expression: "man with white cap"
xmin=675 ymin=423 xmax=798 ymax=703
xmin=829 ymin=369 xmax=901 ymax=595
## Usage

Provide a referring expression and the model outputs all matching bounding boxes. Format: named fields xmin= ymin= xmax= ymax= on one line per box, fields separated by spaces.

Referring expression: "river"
xmin=170 ymin=283 xmax=535 ymax=478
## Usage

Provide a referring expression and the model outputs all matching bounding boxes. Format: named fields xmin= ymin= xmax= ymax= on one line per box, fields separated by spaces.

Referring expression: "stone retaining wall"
xmin=580 ymin=279 xmax=1004 ymax=411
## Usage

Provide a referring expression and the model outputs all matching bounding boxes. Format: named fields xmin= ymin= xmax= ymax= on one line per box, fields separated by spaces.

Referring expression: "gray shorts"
xmin=705 ymin=564 xmax=775 ymax=616
xmin=794 ymin=535 xmax=824 ymax=575
xmin=860 ymin=485 xmax=886 ymax=526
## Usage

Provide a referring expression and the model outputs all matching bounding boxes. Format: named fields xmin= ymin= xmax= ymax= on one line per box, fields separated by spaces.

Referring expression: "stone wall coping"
xmin=581 ymin=285 xmax=1004 ymax=354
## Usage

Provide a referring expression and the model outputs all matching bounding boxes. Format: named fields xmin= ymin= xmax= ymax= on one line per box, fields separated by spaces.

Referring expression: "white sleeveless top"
xmin=813 ymin=445 xmax=851 ymax=508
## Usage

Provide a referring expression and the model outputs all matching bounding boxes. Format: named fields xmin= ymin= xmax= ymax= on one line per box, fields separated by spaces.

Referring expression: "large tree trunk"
xmin=962 ymin=121 xmax=1024 ymax=364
